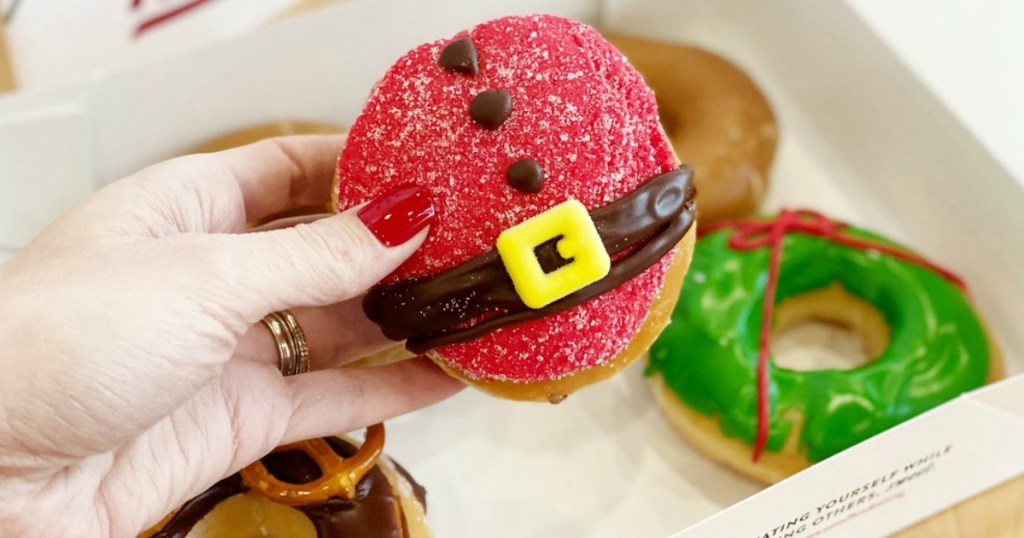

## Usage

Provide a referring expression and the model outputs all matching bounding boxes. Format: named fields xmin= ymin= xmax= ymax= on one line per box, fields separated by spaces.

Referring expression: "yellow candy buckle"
xmin=496 ymin=200 xmax=610 ymax=309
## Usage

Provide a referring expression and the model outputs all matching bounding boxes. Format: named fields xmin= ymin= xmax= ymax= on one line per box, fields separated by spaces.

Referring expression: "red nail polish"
xmin=357 ymin=185 xmax=435 ymax=247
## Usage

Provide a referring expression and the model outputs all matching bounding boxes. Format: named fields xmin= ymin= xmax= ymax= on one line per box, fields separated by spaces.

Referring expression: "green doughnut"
xmin=647 ymin=213 xmax=993 ymax=463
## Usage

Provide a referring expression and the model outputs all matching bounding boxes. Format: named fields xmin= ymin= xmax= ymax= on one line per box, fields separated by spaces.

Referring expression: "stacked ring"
xmin=261 ymin=310 xmax=311 ymax=376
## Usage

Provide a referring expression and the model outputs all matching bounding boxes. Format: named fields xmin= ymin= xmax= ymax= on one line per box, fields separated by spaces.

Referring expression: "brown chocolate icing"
xmin=148 ymin=475 xmax=245 ymax=538
xmin=363 ymin=165 xmax=696 ymax=354
xmin=438 ymin=37 xmax=479 ymax=75
xmin=469 ymin=89 xmax=512 ymax=129
xmin=149 ymin=438 xmax=420 ymax=538
xmin=391 ymin=460 xmax=428 ymax=509
xmin=507 ymin=158 xmax=545 ymax=193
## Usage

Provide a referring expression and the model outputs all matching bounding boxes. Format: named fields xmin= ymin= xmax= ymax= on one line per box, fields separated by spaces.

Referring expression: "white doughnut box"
xmin=1 ymin=1 xmax=1022 ymax=536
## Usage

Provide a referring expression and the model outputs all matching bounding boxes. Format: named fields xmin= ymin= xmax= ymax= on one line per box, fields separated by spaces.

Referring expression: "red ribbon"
xmin=134 ymin=0 xmax=213 ymax=37
xmin=700 ymin=210 xmax=965 ymax=461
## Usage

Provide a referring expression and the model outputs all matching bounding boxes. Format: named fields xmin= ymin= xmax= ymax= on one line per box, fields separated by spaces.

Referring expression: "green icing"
xmin=647 ymin=221 xmax=990 ymax=461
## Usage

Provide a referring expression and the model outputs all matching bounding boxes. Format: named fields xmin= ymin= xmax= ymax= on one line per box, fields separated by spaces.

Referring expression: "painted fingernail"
xmin=357 ymin=185 xmax=435 ymax=246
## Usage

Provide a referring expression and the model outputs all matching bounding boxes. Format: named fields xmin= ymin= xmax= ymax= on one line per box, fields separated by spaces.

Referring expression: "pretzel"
xmin=240 ymin=423 xmax=385 ymax=506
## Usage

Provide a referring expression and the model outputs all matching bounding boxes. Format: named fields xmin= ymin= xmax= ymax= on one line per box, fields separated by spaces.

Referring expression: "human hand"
xmin=0 ymin=135 xmax=462 ymax=537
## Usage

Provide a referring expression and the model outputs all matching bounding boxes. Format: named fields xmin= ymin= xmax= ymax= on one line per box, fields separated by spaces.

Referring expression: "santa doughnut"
xmin=336 ymin=15 xmax=698 ymax=402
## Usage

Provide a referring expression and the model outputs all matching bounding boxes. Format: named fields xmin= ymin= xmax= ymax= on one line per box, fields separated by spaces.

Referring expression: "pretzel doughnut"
xmin=648 ymin=211 xmax=1000 ymax=483
xmin=335 ymin=15 xmax=697 ymax=402
xmin=608 ymin=34 xmax=777 ymax=223
xmin=140 ymin=425 xmax=432 ymax=537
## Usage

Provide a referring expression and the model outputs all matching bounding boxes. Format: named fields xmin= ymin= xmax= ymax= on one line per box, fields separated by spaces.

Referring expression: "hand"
xmin=0 ymin=135 xmax=462 ymax=537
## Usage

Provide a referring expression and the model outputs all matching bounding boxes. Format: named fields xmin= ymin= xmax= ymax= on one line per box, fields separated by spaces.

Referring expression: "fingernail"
xmin=357 ymin=185 xmax=435 ymax=246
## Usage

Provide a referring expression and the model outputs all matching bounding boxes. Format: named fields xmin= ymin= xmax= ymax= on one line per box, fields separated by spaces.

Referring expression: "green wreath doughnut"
xmin=647 ymin=210 xmax=997 ymax=482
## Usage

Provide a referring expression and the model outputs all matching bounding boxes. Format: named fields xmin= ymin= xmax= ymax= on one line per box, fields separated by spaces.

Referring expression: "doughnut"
xmin=191 ymin=121 xmax=345 ymax=153
xmin=606 ymin=34 xmax=778 ymax=223
xmin=334 ymin=15 xmax=698 ymax=402
xmin=647 ymin=210 xmax=1001 ymax=483
xmin=192 ymin=121 xmax=347 ymax=224
xmin=140 ymin=425 xmax=432 ymax=537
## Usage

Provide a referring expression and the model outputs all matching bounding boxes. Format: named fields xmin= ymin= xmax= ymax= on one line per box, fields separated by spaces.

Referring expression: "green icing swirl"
xmin=647 ymin=220 xmax=990 ymax=462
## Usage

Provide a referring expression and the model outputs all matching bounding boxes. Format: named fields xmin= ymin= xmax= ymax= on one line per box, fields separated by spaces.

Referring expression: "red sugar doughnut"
xmin=336 ymin=15 xmax=694 ymax=398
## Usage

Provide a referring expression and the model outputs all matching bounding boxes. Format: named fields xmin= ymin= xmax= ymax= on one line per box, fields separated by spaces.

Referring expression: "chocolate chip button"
xmin=507 ymin=158 xmax=544 ymax=193
xmin=470 ymin=89 xmax=512 ymax=130
xmin=438 ymin=37 xmax=479 ymax=75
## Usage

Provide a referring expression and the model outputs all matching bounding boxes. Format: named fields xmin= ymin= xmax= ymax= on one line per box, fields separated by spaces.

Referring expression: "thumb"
xmin=196 ymin=184 xmax=434 ymax=319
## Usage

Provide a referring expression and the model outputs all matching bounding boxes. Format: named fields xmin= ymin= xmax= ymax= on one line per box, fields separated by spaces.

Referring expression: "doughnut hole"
xmin=770 ymin=282 xmax=890 ymax=372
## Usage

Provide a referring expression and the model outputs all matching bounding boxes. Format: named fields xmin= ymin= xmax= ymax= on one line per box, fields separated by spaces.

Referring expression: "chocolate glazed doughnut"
xmin=140 ymin=429 xmax=432 ymax=538
xmin=607 ymin=33 xmax=778 ymax=223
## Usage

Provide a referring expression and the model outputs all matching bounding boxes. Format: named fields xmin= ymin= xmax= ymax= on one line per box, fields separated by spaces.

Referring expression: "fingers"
xmin=67 ymin=135 xmax=347 ymax=239
xmin=280 ymin=358 xmax=464 ymax=444
xmin=231 ymin=211 xmax=418 ymax=370
xmin=191 ymin=185 xmax=434 ymax=322
xmin=105 ymin=358 xmax=462 ymax=536
xmin=214 ymin=134 xmax=347 ymax=222
xmin=247 ymin=212 xmax=332 ymax=232
xmin=234 ymin=299 xmax=401 ymax=370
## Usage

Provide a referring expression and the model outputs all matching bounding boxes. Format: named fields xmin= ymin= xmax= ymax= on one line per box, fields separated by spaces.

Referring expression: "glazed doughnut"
xmin=193 ymin=121 xmax=347 ymax=224
xmin=607 ymin=34 xmax=778 ymax=223
xmin=335 ymin=15 xmax=697 ymax=402
xmin=140 ymin=425 xmax=432 ymax=537
xmin=191 ymin=121 xmax=345 ymax=153
xmin=647 ymin=210 xmax=1001 ymax=483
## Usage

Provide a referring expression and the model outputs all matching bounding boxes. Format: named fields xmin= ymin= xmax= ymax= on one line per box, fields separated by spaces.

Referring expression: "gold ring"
xmin=261 ymin=310 xmax=311 ymax=376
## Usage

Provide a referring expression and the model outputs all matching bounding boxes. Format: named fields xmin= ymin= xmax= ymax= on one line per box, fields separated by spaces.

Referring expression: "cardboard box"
xmin=1 ymin=0 xmax=295 ymax=90
xmin=0 ymin=1 xmax=1021 ymax=536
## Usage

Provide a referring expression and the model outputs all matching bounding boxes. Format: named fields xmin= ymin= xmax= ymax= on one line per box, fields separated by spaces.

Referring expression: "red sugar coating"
xmin=336 ymin=15 xmax=677 ymax=382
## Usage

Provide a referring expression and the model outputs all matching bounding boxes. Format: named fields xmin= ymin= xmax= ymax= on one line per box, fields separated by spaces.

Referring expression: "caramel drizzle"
xmin=241 ymin=424 xmax=386 ymax=506
xmin=364 ymin=166 xmax=696 ymax=354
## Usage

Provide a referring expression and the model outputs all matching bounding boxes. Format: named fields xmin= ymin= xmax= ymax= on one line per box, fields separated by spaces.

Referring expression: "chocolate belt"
xmin=363 ymin=166 xmax=696 ymax=354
